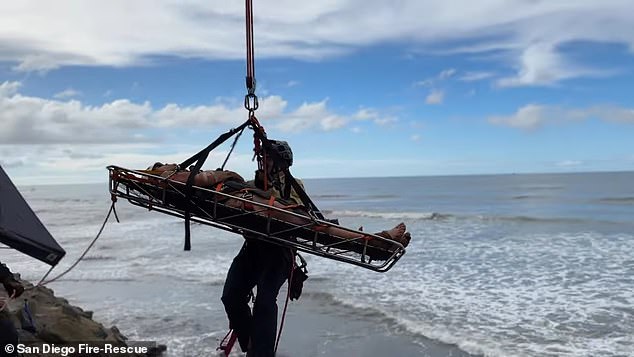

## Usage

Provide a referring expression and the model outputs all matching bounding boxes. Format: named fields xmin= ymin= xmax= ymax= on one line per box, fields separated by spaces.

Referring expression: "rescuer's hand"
xmin=1 ymin=277 xmax=24 ymax=298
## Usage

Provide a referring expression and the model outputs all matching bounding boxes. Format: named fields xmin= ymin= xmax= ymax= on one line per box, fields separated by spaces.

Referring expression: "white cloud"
xmin=0 ymin=81 xmax=364 ymax=144
xmin=286 ymin=80 xmax=300 ymax=87
xmin=489 ymin=104 xmax=634 ymax=130
xmin=586 ymin=106 xmax=634 ymax=124
xmin=374 ymin=117 xmax=397 ymax=126
xmin=556 ymin=160 xmax=583 ymax=167
xmin=438 ymin=68 xmax=456 ymax=79
xmin=488 ymin=104 xmax=548 ymax=130
xmin=425 ymin=90 xmax=444 ymax=105
xmin=352 ymin=108 xmax=397 ymax=125
xmin=0 ymin=90 xmax=154 ymax=144
xmin=414 ymin=79 xmax=433 ymax=87
xmin=0 ymin=81 xmax=21 ymax=97
xmin=416 ymin=68 xmax=456 ymax=87
xmin=353 ymin=108 xmax=378 ymax=120
xmin=320 ymin=115 xmax=347 ymax=131
xmin=459 ymin=71 xmax=495 ymax=82
xmin=410 ymin=134 xmax=421 ymax=142
xmin=1 ymin=1 xmax=632 ymax=85
xmin=496 ymin=43 xmax=612 ymax=87
xmin=53 ymin=88 xmax=81 ymax=99
xmin=0 ymin=143 xmax=259 ymax=185
xmin=273 ymin=99 xmax=348 ymax=132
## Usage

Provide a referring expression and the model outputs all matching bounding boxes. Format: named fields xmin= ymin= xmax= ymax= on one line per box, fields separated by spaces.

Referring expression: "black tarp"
xmin=0 ymin=166 xmax=65 ymax=266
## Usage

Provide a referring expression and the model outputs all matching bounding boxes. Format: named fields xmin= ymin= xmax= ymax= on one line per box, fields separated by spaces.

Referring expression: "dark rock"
xmin=1 ymin=279 xmax=164 ymax=356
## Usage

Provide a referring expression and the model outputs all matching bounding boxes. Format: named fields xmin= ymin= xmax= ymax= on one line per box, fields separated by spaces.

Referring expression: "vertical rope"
xmin=245 ymin=0 xmax=255 ymax=92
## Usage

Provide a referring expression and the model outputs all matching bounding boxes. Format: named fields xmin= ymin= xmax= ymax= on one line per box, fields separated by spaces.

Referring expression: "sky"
xmin=1 ymin=0 xmax=634 ymax=185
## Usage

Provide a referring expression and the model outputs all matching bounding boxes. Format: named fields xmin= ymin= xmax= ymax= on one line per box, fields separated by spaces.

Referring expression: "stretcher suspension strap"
xmin=285 ymin=169 xmax=325 ymax=220
xmin=179 ymin=119 xmax=252 ymax=251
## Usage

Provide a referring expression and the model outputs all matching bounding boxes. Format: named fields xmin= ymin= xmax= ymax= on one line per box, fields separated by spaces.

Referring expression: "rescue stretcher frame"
xmin=108 ymin=166 xmax=406 ymax=272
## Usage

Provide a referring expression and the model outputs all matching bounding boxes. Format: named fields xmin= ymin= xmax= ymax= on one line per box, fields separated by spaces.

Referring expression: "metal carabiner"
xmin=244 ymin=93 xmax=259 ymax=111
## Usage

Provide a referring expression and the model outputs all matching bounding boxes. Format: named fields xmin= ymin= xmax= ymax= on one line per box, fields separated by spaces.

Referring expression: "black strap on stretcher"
xmin=176 ymin=118 xmax=325 ymax=251
xmin=178 ymin=119 xmax=251 ymax=251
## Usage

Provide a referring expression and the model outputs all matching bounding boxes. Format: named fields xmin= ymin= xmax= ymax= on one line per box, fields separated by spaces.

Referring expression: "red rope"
xmin=217 ymin=329 xmax=237 ymax=356
xmin=249 ymin=116 xmax=269 ymax=191
xmin=245 ymin=0 xmax=255 ymax=91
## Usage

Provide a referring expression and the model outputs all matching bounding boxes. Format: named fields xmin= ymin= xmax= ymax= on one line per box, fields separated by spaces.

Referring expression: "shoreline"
xmin=20 ymin=278 xmax=476 ymax=357
xmin=277 ymin=290 xmax=476 ymax=357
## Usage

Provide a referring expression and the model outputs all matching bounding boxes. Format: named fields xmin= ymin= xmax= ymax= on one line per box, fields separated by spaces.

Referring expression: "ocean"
xmin=2 ymin=171 xmax=633 ymax=356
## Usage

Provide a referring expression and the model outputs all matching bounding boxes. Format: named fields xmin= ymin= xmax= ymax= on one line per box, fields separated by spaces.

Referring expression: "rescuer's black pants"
xmin=222 ymin=238 xmax=291 ymax=357
xmin=0 ymin=313 xmax=18 ymax=357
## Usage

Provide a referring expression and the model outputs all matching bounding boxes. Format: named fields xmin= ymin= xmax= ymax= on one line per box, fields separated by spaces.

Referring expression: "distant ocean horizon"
xmin=13 ymin=168 xmax=634 ymax=187
xmin=4 ymin=170 xmax=634 ymax=356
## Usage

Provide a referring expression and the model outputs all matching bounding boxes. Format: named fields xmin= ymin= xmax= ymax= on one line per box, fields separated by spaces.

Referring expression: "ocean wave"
xmin=513 ymin=185 xmax=565 ymax=191
xmin=314 ymin=194 xmax=399 ymax=200
xmin=512 ymin=194 xmax=549 ymax=200
xmin=303 ymin=291 xmax=484 ymax=356
xmin=330 ymin=210 xmax=451 ymax=220
xmin=597 ymin=197 xmax=634 ymax=205
xmin=366 ymin=194 xmax=400 ymax=199
xmin=33 ymin=198 xmax=98 ymax=204
xmin=82 ymin=255 xmax=116 ymax=261
xmin=313 ymin=194 xmax=351 ymax=199
xmin=328 ymin=209 xmax=601 ymax=225
xmin=51 ymin=278 xmax=136 ymax=282
xmin=303 ymin=291 xmax=403 ymax=320
xmin=482 ymin=215 xmax=588 ymax=225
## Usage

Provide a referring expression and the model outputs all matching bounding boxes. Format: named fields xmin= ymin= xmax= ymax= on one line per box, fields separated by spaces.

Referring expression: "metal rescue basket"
xmin=108 ymin=166 xmax=406 ymax=272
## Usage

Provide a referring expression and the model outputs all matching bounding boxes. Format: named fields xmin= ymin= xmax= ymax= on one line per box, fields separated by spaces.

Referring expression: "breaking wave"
xmin=328 ymin=209 xmax=604 ymax=225
xmin=512 ymin=194 xmax=549 ymax=200
xmin=330 ymin=210 xmax=451 ymax=220
xmin=597 ymin=196 xmax=634 ymax=205
xmin=303 ymin=291 xmax=498 ymax=356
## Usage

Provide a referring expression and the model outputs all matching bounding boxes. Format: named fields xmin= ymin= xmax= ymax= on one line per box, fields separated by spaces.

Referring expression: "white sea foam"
xmin=305 ymin=220 xmax=634 ymax=357
xmin=330 ymin=210 xmax=448 ymax=220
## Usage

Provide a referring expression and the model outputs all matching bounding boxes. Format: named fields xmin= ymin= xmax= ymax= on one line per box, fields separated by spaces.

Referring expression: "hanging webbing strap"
xmin=179 ymin=119 xmax=252 ymax=251
xmin=284 ymin=170 xmax=325 ymax=220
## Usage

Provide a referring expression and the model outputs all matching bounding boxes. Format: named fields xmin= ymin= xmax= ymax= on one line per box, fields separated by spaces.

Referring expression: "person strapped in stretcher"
xmin=147 ymin=140 xmax=411 ymax=253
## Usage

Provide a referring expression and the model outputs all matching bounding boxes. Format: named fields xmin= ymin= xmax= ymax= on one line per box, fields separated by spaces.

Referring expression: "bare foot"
xmin=384 ymin=222 xmax=406 ymax=240
xmin=374 ymin=222 xmax=410 ymax=248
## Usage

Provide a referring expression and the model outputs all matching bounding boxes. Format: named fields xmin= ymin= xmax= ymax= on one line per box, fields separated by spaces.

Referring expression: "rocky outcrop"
xmin=1 ymin=280 xmax=165 ymax=356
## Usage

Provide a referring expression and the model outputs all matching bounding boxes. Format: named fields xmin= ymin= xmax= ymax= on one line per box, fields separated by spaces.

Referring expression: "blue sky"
xmin=1 ymin=1 xmax=633 ymax=184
